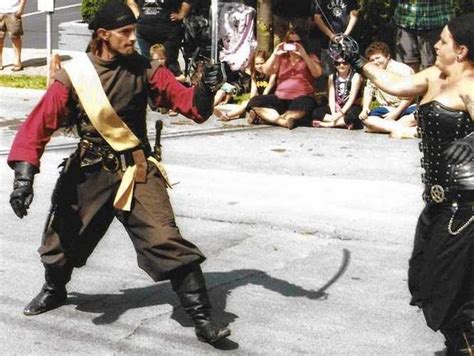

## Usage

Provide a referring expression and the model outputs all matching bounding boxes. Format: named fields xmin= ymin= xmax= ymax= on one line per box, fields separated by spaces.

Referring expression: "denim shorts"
xmin=369 ymin=104 xmax=417 ymax=118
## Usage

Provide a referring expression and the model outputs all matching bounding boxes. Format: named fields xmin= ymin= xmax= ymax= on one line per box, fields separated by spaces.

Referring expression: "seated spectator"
xmin=311 ymin=57 xmax=363 ymax=129
xmin=246 ymin=28 xmax=322 ymax=129
xmin=359 ymin=41 xmax=417 ymax=138
xmin=214 ymin=50 xmax=276 ymax=121
xmin=150 ymin=43 xmax=186 ymax=116
xmin=213 ymin=63 xmax=251 ymax=107
xmin=214 ymin=82 xmax=238 ymax=107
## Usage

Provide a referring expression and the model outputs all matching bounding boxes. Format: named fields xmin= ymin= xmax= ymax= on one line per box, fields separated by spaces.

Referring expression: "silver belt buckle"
xmin=430 ymin=184 xmax=445 ymax=203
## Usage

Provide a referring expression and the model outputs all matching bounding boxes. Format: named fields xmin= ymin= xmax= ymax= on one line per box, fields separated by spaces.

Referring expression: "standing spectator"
xmin=311 ymin=57 xmax=363 ymax=129
xmin=393 ymin=0 xmax=455 ymax=72
xmin=272 ymin=0 xmax=313 ymax=47
xmin=0 ymin=0 xmax=27 ymax=71
xmin=127 ymin=0 xmax=192 ymax=76
xmin=246 ymin=29 xmax=322 ymax=129
xmin=359 ymin=41 xmax=417 ymax=138
xmin=313 ymin=0 xmax=359 ymax=79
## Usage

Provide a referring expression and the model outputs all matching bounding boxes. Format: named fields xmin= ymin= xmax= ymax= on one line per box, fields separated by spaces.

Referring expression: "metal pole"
xmin=210 ymin=0 xmax=219 ymax=64
xmin=46 ymin=11 xmax=53 ymax=78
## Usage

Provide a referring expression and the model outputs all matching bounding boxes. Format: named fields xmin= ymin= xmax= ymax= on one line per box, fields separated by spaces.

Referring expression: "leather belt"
xmin=79 ymin=140 xmax=149 ymax=173
xmin=423 ymin=185 xmax=474 ymax=205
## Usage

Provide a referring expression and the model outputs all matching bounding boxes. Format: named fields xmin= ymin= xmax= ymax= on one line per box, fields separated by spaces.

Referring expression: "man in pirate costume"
xmin=7 ymin=1 xmax=230 ymax=344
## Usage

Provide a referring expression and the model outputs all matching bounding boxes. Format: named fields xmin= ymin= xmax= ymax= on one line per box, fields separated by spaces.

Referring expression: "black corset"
xmin=417 ymin=101 xmax=474 ymax=196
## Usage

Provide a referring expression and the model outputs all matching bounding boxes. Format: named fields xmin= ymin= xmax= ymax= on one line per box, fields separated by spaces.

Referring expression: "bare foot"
xmin=389 ymin=126 xmax=417 ymax=139
xmin=285 ymin=117 xmax=296 ymax=130
xmin=214 ymin=107 xmax=231 ymax=121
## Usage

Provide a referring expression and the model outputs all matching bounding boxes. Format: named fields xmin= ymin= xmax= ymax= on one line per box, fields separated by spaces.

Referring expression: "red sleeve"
xmin=149 ymin=66 xmax=205 ymax=123
xmin=7 ymin=81 xmax=70 ymax=170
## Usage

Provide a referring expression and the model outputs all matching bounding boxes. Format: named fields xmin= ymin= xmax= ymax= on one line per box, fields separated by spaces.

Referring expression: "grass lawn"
xmin=0 ymin=75 xmax=47 ymax=90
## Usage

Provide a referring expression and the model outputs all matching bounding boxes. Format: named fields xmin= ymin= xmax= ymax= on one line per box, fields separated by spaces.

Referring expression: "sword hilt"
xmin=154 ymin=120 xmax=163 ymax=161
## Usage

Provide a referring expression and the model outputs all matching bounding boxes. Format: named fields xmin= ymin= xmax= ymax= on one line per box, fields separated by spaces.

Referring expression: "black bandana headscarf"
xmin=88 ymin=1 xmax=137 ymax=31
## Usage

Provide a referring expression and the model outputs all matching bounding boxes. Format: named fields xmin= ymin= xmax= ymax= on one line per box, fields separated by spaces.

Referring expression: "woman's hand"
xmin=274 ymin=42 xmax=286 ymax=56
xmin=293 ymin=42 xmax=308 ymax=59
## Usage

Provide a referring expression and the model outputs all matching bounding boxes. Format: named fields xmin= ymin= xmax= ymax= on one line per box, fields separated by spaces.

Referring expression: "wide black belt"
xmin=79 ymin=140 xmax=150 ymax=173
xmin=423 ymin=185 xmax=474 ymax=206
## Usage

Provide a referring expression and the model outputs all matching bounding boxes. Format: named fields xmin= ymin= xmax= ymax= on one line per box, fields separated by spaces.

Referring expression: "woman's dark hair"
xmin=250 ymin=50 xmax=269 ymax=80
xmin=447 ymin=12 xmax=474 ymax=62
xmin=283 ymin=28 xmax=306 ymax=47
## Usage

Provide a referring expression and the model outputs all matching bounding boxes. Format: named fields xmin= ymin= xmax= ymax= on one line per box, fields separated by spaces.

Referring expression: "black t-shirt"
xmin=313 ymin=0 xmax=359 ymax=48
xmin=136 ymin=0 xmax=193 ymax=25
xmin=272 ymin=0 xmax=313 ymax=18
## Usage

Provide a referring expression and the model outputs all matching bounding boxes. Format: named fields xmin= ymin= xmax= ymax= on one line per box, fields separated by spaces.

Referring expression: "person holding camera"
xmin=246 ymin=28 xmax=322 ymax=129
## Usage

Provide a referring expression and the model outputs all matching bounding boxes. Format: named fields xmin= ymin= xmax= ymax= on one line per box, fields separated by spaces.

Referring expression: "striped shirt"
xmin=393 ymin=1 xmax=455 ymax=31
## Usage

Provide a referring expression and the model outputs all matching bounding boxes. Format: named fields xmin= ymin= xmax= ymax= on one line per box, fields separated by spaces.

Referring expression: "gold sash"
xmin=64 ymin=54 xmax=170 ymax=211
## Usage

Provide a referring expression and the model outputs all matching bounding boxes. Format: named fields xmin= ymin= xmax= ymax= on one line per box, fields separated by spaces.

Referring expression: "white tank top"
xmin=0 ymin=1 xmax=21 ymax=14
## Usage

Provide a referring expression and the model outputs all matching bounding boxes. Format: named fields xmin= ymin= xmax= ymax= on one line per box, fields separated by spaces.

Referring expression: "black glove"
xmin=10 ymin=161 xmax=37 ymax=218
xmin=444 ymin=133 xmax=474 ymax=166
xmin=201 ymin=62 xmax=225 ymax=94
xmin=193 ymin=62 xmax=225 ymax=120
xmin=329 ymin=34 xmax=367 ymax=73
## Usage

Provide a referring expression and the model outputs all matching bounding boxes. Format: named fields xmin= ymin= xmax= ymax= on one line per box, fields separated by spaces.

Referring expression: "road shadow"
xmin=19 ymin=55 xmax=72 ymax=69
xmin=67 ymin=249 xmax=350 ymax=350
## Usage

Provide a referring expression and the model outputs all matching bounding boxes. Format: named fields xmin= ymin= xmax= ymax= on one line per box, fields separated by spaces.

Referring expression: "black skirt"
xmin=408 ymin=203 xmax=474 ymax=331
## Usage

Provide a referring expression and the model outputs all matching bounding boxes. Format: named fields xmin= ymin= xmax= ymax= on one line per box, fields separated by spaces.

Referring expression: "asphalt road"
xmin=0 ymin=109 xmax=447 ymax=354
xmin=22 ymin=0 xmax=81 ymax=49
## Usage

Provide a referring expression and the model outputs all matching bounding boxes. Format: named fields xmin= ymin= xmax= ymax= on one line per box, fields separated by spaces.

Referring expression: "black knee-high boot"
xmin=23 ymin=263 xmax=73 ymax=316
xmin=171 ymin=263 xmax=231 ymax=343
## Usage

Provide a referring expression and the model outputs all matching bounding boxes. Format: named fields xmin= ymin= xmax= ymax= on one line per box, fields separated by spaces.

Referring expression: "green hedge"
xmin=81 ymin=0 xmax=125 ymax=23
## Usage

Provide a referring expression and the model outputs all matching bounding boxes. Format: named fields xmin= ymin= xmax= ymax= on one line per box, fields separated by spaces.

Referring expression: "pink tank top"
xmin=275 ymin=54 xmax=317 ymax=100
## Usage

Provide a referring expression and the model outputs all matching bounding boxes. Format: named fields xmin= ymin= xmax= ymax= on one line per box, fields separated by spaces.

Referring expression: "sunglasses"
xmin=287 ymin=40 xmax=302 ymax=44
xmin=335 ymin=61 xmax=348 ymax=66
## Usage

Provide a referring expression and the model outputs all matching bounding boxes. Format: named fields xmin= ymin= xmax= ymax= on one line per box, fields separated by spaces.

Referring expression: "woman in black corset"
xmin=341 ymin=13 xmax=474 ymax=355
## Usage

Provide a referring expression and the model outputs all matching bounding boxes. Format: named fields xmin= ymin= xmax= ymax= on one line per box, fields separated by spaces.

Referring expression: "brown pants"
xmin=39 ymin=161 xmax=205 ymax=281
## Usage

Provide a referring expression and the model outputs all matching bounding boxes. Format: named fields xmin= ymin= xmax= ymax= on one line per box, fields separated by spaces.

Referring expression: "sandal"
xmin=11 ymin=65 xmax=23 ymax=72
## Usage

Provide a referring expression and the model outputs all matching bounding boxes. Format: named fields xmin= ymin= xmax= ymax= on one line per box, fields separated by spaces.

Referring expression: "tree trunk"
xmin=256 ymin=0 xmax=272 ymax=53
